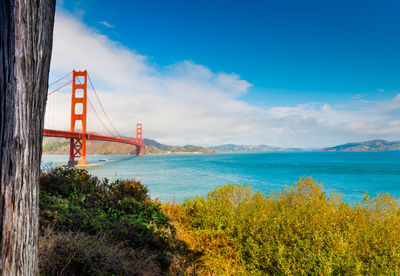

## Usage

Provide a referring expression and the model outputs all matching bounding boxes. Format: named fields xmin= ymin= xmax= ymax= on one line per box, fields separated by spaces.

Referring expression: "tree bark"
xmin=0 ymin=0 xmax=55 ymax=275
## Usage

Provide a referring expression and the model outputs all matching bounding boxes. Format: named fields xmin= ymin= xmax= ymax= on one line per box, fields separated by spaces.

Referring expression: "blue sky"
xmin=60 ymin=0 xmax=400 ymax=106
xmin=46 ymin=1 xmax=400 ymax=147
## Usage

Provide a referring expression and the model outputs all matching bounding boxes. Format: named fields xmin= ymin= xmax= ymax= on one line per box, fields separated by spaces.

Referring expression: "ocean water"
xmin=41 ymin=151 xmax=400 ymax=204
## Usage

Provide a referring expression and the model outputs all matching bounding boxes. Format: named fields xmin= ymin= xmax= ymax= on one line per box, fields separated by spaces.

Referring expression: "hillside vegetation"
xmin=42 ymin=137 xmax=214 ymax=155
xmin=39 ymin=169 xmax=400 ymax=275
xmin=43 ymin=140 xmax=69 ymax=152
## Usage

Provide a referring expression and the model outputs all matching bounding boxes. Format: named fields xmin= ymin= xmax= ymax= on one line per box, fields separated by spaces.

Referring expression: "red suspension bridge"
xmin=44 ymin=70 xmax=145 ymax=166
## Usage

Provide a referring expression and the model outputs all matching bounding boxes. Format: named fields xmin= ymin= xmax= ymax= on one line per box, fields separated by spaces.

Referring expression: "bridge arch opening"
xmin=73 ymin=120 xmax=83 ymax=132
xmin=75 ymin=89 xmax=84 ymax=98
xmin=75 ymin=103 xmax=83 ymax=114
xmin=74 ymin=75 xmax=84 ymax=84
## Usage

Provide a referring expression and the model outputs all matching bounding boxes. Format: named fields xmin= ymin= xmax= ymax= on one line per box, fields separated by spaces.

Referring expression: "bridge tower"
xmin=68 ymin=70 xmax=88 ymax=166
xmin=136 ymin=123 xmax=143 ymax=155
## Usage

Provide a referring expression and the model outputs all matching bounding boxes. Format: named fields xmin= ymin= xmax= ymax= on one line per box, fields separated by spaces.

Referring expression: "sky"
xmin=46 ymin=0 xmax=400 ymax=147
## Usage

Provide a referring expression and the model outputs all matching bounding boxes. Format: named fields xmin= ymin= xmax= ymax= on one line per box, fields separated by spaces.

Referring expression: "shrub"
xmin=39 ymin=168 xmax=196 ymax=275
xmin=40 ymin=167 xmax=103 ymax=197
xmin=39 ymin=228 xmax=162 ymax=276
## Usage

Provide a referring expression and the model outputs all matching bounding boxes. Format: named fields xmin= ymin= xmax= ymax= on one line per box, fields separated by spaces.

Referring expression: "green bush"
xmin=39 ymin=168 xmax=193 ymax=275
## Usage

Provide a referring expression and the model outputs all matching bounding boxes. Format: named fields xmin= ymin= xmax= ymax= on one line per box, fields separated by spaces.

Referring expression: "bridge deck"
xmin=43 ymin=129 xmax=144 ymax=147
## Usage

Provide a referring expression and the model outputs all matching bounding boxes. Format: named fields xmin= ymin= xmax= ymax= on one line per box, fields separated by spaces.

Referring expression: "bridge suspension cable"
xmin=46 ymin=73 xmax=72 ymax=131
xmin=48 ymin=80 xmax=73 ymax=95
xmin=87 ymin=73 xmax=122 ymax=137
xmin=48 ymin=71 xmax=73 ymax=87
xmin=87 ymin=96 xmax=115 ymax=137
xmin=47 ymin=71 xmax=124 ymax=138
xmin=74 ymin=75 xmax=118 ymax=137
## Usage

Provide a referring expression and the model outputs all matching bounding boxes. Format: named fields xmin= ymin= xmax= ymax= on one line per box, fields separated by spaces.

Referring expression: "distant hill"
xmin=143 ymin=138 xmax=172 ymax=151
xmin=319 ymin=139 xmax=400 ymax=151
xmin=42 ymin=137 xmax=214 ymax=155
xmin=143 ymin=138 xmax=214 ymax=154
xmin=208 ymin=144 xmax=303 ymax=152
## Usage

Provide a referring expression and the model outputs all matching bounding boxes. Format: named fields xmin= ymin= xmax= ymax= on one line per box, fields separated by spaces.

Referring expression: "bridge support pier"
xmin=136 ymin=146 xmax=143 ymax=156
xmin=77 ymin=136 xmax=87 ymax=166
xmin=68 ymin=137 xmax=87 ymax=166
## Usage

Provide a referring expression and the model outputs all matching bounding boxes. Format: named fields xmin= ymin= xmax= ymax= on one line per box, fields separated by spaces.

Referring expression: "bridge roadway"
xmin=43 ymin=129 xmax=144 ymax=147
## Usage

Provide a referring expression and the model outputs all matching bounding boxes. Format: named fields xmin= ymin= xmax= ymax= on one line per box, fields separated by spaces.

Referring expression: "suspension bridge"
xmin=44 ymin=70 xmax=145 ymax=166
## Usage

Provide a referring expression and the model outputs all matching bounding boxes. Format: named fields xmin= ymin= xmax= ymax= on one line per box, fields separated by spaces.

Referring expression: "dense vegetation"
xmin=165 ymin=178 xmax=400 ymax=274
xmin=40 ymin=168 xmax=400 ymax=275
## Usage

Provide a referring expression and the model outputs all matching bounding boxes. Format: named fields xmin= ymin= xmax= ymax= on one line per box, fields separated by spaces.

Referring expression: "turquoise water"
xmin=41 ymin=151 xmax=400 ymax=204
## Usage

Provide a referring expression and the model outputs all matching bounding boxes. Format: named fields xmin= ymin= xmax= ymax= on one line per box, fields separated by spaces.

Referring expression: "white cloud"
xmin=45 ymin=11 xmax=400 ymax=148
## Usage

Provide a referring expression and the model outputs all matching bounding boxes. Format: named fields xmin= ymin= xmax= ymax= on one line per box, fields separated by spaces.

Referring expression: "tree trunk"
xmin=0 ymin=0 xmax=56 ymax=275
